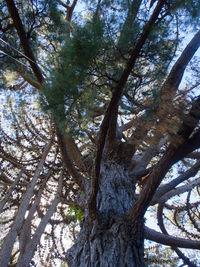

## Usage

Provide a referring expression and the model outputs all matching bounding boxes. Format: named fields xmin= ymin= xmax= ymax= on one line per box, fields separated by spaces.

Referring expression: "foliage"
xmin=67 ymin=204 xmax=84 ymax=223
xmin=41 ymin=15 xmax=107 ymax=133
xmin=1 ymin=0 xmax=200 ymax=266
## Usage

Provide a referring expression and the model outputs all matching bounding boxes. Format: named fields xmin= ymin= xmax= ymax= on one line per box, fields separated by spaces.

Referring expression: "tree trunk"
xmin=66 ymin=161 xmax=145 ymax=267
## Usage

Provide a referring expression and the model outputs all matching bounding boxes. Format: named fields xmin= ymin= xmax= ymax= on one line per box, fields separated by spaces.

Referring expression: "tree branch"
xmin=64 ymin=136 xmax=87 ymax=172
xmin=129 ymin=31 xmax=200 ymax=220
xmin=18 ymin=72 xmax=41 ymax=89
xmin=144 ymin=227 xmax=200 ymax=250
xmin=0 ymin=141 xmax=52 ymax=267
xmin=162 ymin=29 xmax=200 ymax=91
xmin=16 ymin=171 xmax=63 ymax=267
xmin=18 ymin=168 xmax=53 ymax=254
xmin=6 ymin=0 xmax=86 ymax=191
xmin=56 ymin=129 xmax=86 ymax=190
xmin=0 ymin=169 xmax=24 ymax=214
xmin=157 ymin=177 xmax=200 ymax=204
xmin=66 ymin=0 xmax=78 ymax=22
xmin=130 ymin=127 xmax=200 ymax=220
xmin=88 ymin=0 xmax=167 ymax=220
xmin=130 ymin=136 xmax=168 ymax=177
xmin=151 ymin=160 xmax=200 ymax=204
xmin=130 ymin=29 xmax=200 ymax=147
xmin=157 ymin=201 xmax=199 ymax=266
xmin=5 ymin=0 xmax=43 ymax=83
xmin=118 ymin=0 xmax=142 ymax=48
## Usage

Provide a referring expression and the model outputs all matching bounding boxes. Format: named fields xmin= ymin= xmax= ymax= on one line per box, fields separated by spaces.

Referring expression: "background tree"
xmin=1 ymin=0 xmax=200 ymax=266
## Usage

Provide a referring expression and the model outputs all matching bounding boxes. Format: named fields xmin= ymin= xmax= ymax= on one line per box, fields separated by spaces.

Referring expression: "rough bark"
xmin=67 ymin=162 xmax=145 ymax=267
xmin=3 ymin=1 xmax=200 ymax=266
xmin=67 ymin=217 xmax=144 ymax=267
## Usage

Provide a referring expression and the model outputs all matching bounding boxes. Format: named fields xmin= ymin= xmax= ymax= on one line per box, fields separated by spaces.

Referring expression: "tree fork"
xmin=88 ymin=0 xmax=167 ymax=220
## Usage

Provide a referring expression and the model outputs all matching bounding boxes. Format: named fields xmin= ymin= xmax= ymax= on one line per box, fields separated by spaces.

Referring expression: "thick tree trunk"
xmin=66 ymin=162 xmax=145 ymax=267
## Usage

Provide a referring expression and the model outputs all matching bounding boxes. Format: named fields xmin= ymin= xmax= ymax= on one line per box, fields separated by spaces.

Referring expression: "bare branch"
xmin=152 ymin=160 xmax=200 ymax=204
xmin=66 ymin=0 xmax=78 ymax=22
xmin=18 ymin=169 xmax=53 ymax=253
xmin=157 ymin=202 xmax=199 ymax=267
xmin=16 ymin=171 xmax=63 ymax=267
xmin=157 ymin=177 xmax=200 ymax=204
xmin=0 ymin=169 xmax=24 ymax=214
xmin=18 ymin=72 xmax=41 ymax=89
xmin=56 ymin=129 xmax=86 ymax=190
xmin=5 ymin=0 xmax=43 ymax=83
xmin=0 ymin=141 xmax=52 ymax=267
xmin=145 ymin=227 xmax=200 ymax=250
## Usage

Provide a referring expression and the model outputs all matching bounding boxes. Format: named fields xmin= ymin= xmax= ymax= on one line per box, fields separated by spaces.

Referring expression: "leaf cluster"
xmin=67 ymin=204 xmax=84 ymax=224
xmin=41 ymin=16 xmax=106 ymax=134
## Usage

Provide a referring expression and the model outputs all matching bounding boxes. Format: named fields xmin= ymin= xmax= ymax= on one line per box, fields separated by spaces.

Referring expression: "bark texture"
xmin=67 ymin=162 xmax=144 ymax=267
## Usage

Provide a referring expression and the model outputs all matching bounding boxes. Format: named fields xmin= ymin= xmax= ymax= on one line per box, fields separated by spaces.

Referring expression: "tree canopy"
xmin=1 ymin=0 xmax=200 ymax=266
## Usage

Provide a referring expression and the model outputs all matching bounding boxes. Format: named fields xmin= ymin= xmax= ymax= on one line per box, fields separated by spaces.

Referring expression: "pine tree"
xmin=1 ymin=0 xmax=200 ymax=266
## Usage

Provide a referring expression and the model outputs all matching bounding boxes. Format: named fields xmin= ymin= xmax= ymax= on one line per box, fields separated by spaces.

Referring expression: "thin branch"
xmin=0 ymin=169 xmax=24 ymax=214
xmin=157 ymin=177 xmax=200 ymax=204
xmin=152 ymin=160 xmax=200 ymax=204
xmin=165 ymin=201 xmax=200 ymax=212
xmin=157 ymin=202 xmax=198 ymax=267
xmin=16 ymin=171 xmax=63 ymax=267
xmin=0 ymin=141 xmax=52 ymax=267
xmin=18 ymin=168 xmax=53 ymax=252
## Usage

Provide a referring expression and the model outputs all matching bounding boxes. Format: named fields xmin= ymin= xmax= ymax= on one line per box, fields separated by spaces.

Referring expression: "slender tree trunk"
xmin=67 ymin=161 xmax=145 ymax=267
